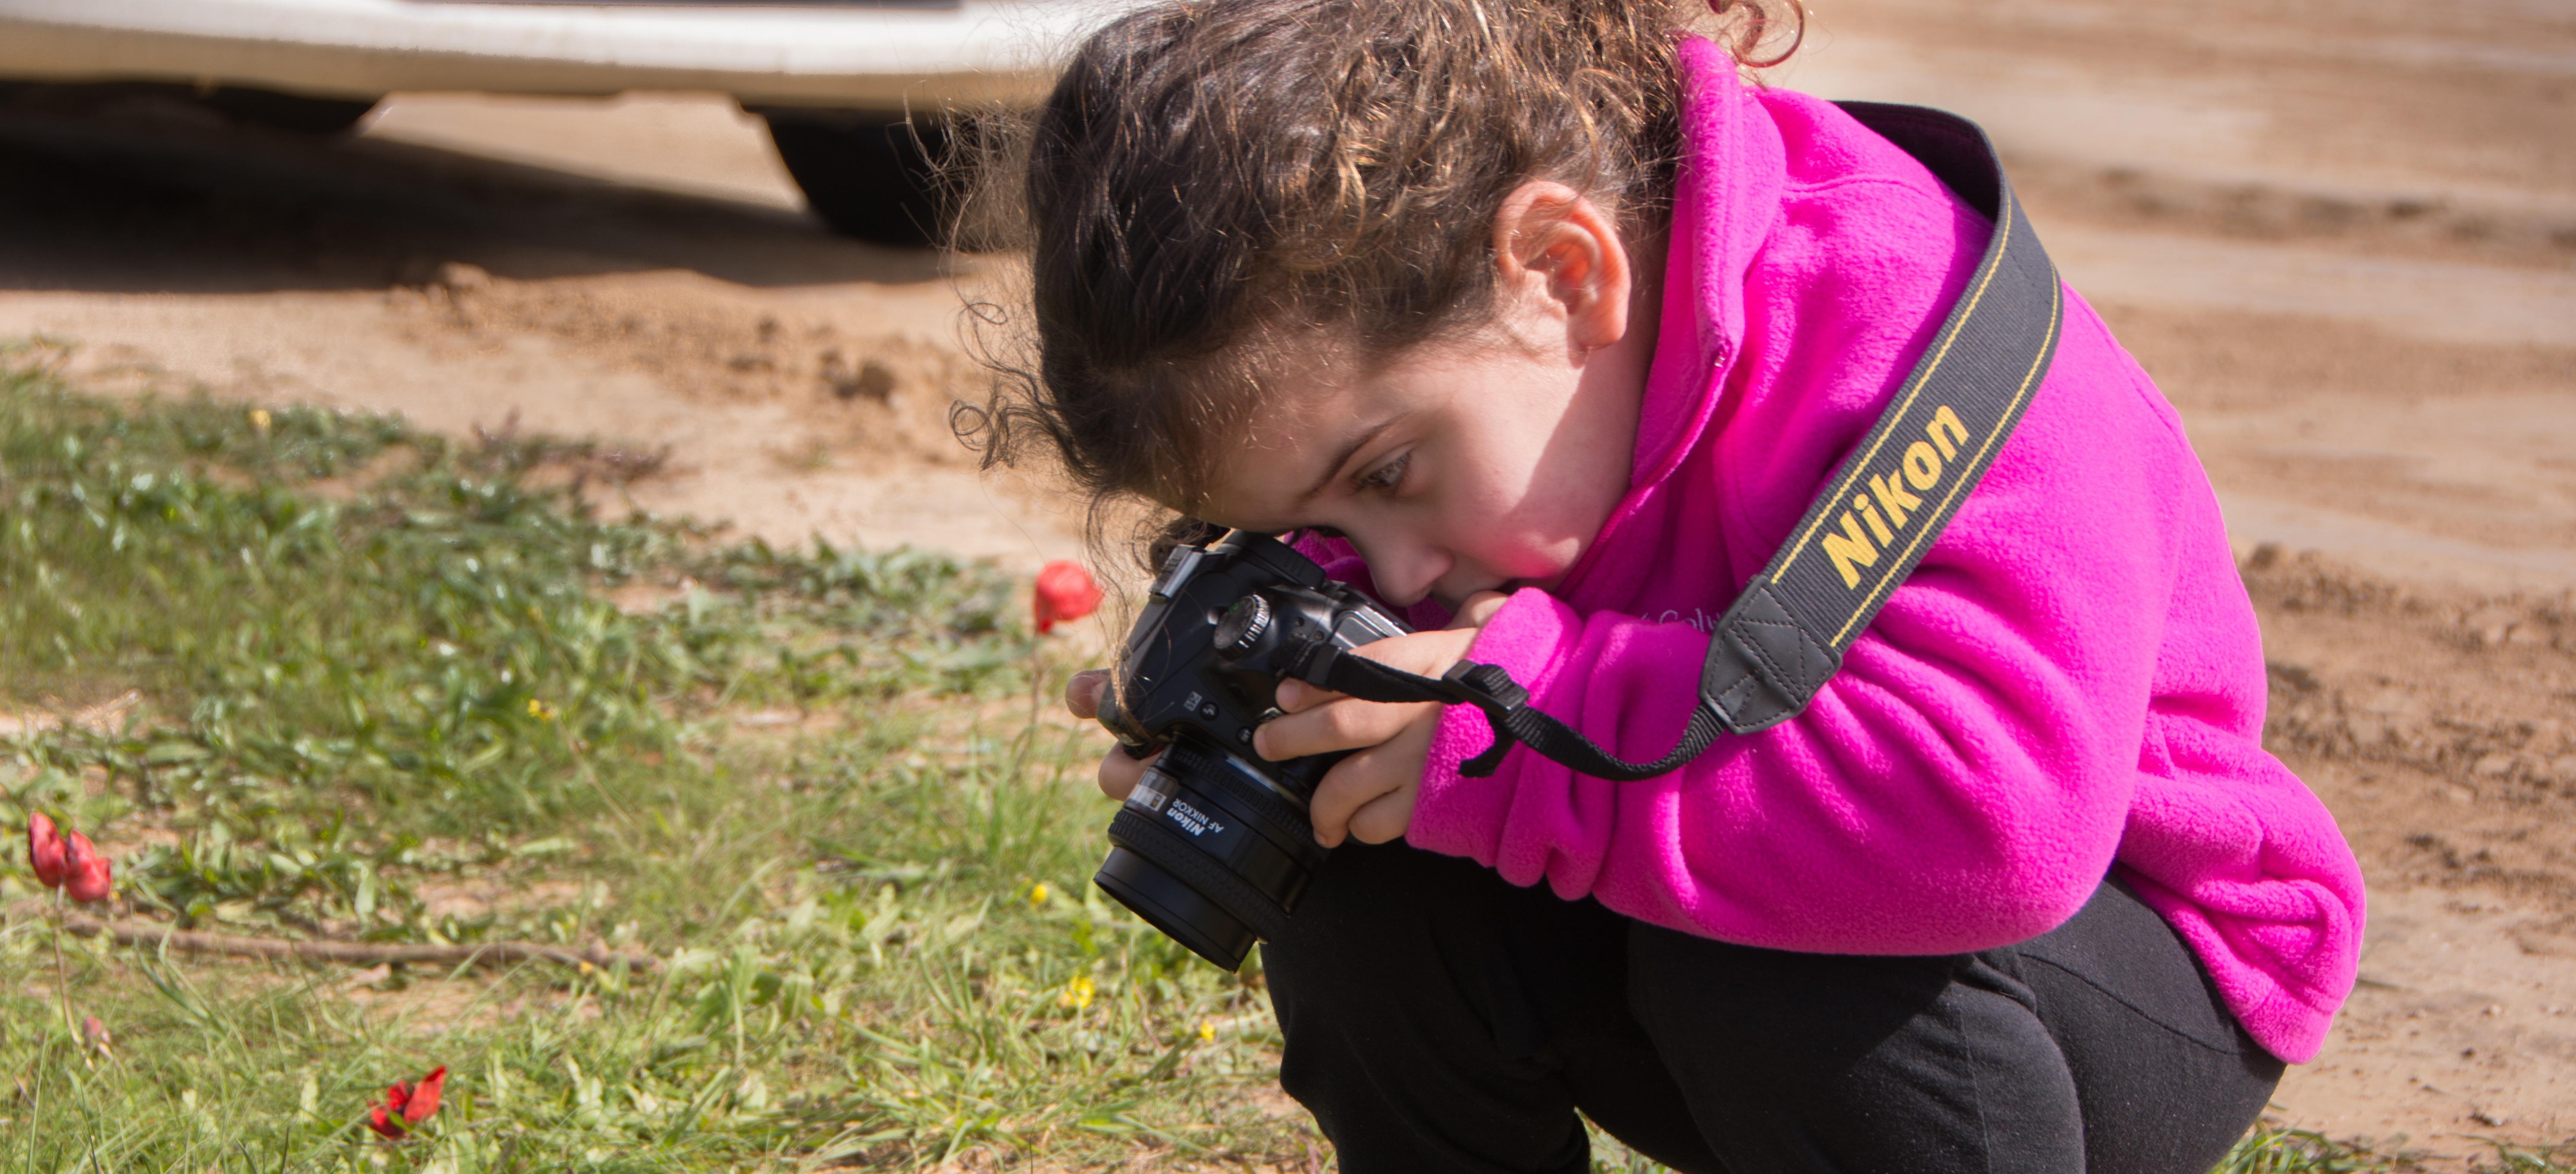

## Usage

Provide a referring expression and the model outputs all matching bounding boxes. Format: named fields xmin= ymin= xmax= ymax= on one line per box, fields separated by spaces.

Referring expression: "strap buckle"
xmin=1440 ymin=660 xmax=1528 ymax=711
xmin=1438 ymin=662 xmax=1528 ymax=777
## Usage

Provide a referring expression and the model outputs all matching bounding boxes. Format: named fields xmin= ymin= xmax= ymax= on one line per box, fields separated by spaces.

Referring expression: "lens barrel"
xmin=1092 ymin=733 xmax=1327 ymax=970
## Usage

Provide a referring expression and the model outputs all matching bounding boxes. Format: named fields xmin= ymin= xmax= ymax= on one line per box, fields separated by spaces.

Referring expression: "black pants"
xmin=1262 ymin=841 xmax=2283 ymax=1174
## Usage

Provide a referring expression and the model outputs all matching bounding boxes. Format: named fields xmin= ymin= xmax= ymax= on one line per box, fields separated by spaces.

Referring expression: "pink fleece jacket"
xmin=1303 ymin=41 xmax=2363 ymax=1063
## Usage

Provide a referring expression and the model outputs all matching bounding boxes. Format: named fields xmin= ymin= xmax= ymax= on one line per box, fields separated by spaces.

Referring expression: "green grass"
xmin=1 ymin=337 xmax=2565 ymax=1173
xmin=0 ymin=339 xmax=1301 ymax=1171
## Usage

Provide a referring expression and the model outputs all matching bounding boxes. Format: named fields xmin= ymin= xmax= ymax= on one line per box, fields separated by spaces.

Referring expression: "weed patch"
xmin=0 ymin=341 xmax=1306 ymax=1171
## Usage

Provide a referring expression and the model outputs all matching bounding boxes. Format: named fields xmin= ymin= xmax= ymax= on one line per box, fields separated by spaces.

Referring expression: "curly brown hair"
xmin=958 ymin=0 xmax=1804 ymax=567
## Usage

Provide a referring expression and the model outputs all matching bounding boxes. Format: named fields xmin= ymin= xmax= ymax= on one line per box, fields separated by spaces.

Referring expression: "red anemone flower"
xmin=27 ymin=813 xmax=67 ymax=889
xmin=62 ymin=831 xmax=112 ymax=904
xmin=366 ymin=1065 xmax=447 ymax=1139
xmin=1033 ymin=561 xmax=1103 ymax=635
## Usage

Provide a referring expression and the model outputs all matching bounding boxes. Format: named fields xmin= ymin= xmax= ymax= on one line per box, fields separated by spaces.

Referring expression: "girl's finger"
xmin=1346 ymin=625 xmax=1483 ymax=675
xmin=1275 ymin=678 xmax=1341 ymax=713
xmin=1343 ymin=787 xmax=1413 ymax=845
xmin=1097 ymin=746 xmax=1158 ymax=801
xmin=1255 ymin=697 xmax=1433 ymax=762
xmin=1307 ymin=750 xmax=1405 ymax=848
xmin=1274 ymin=624 xmax=1483 ymax=717
xmin=1065 ymin=669 xmax=1111 ymax=720
xmin=1447 ymin=589 xmax=1510 ymax=629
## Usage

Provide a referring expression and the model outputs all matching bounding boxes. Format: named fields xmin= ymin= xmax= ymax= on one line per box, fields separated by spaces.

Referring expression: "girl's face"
xmin=1186 ymin=182 xmax=1658 ymax=614
xmin=1192 ymin=290 xmax=1655 ymax=613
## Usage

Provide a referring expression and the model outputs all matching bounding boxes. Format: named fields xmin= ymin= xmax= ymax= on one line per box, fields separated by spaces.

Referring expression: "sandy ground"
xmin=1 ymin=0 xmax=2571 ymax=1158
xmin=0 ymin=90 xmax=1091 ymax=568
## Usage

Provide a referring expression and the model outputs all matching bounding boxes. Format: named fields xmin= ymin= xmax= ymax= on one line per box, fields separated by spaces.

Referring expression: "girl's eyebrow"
xmin=1297 ymin=417 xmax=1399 ymax=505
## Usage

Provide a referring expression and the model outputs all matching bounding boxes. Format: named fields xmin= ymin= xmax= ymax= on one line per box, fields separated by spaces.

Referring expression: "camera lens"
xmin=1094 ymin=846 xmax=1261 ymax=971
xmin=1093 ymin=733 xmax=1328 ymax=970
xmin=1090 ymin=531 xmax=1407 ymax=971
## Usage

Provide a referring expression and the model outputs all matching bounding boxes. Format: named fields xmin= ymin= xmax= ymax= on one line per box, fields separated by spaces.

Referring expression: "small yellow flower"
xmin=527 ymin=698 xmax=558 ymax=721
xmin=1028 ymin=882 xmax=1050 ymax=907
xmin=248 ymin=408 xmax=272 ymax=436
xmin=1197 ymin=1020 xmax=1217 ymax=1043
xmin=1058 ymin=975 xmax=1095 ymax=1011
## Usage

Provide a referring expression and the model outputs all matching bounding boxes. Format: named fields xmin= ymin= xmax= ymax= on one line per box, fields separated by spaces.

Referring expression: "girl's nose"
xmin=1363 ymin=540 xmax=1454 ymax=609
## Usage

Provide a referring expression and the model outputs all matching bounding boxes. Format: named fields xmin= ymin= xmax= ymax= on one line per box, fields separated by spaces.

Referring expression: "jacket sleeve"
xmin=1407 ymin=309 xmax=2186 ymax=955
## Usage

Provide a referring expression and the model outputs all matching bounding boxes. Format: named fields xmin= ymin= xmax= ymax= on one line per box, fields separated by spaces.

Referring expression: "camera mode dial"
xmin=1212 ymin=594 xmax=1273 ymax=660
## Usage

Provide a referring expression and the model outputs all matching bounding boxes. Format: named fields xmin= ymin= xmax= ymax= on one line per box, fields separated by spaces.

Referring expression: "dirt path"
xmin=2237 ymin=551 xmax=2576 ymax=1145
xmin=1 ymin=0 xmax=2570 ymax=1157
xmin=0 ymin=90 xmax=1087 ymax=570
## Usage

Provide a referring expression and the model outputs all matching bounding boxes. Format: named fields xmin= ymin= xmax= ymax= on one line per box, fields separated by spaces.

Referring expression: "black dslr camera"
xmin=1090 ymin=529 xmax=1411 ymax=970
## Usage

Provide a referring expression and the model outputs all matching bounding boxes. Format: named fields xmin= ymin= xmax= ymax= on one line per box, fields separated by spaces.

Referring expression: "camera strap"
xmin=1314 ymin=103 xmax=2064 ymax=781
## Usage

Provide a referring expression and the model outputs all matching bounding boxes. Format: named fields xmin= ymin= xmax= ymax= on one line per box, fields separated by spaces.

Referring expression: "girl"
xmin=980 ymin=0 xmax=2366 ymax=1169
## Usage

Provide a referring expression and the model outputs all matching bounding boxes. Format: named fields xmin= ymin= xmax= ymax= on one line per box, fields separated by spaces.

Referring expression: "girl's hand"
xmin=1255 ymin=591 xmax=1509 ymax=847
xmin=1063 ymin=590 xmax=1509 ymax=844
xmin=1064 ymin=669 xmax=1157 ymax=800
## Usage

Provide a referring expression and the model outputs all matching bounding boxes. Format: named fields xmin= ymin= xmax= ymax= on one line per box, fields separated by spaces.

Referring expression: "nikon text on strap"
xmin=1319 ymin=104 xmax=2065 ymax=781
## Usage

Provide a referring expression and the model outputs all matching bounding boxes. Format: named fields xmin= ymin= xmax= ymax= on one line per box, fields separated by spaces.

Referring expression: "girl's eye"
xmin=1357 ymin=453 xmax=1410 ymax=493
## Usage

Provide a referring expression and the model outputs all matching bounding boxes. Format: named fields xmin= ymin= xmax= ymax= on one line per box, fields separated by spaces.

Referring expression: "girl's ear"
xmin=1491 ymin=180 xmax=1632 ymax=354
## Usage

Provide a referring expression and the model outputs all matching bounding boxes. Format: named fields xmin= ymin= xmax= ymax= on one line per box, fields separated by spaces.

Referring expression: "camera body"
xmin=1091 ymin=529 xmax=1411 ymax=969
